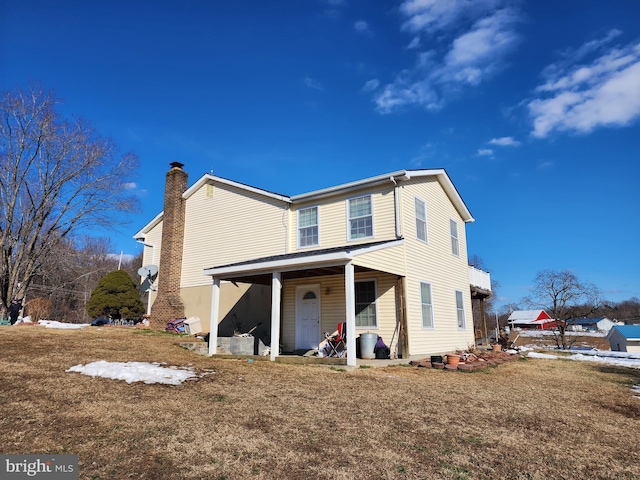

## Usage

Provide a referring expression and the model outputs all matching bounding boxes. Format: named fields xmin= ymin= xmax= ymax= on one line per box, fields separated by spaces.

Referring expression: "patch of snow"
xmin=517 ymin=330 xmax=606 ymax=338
xmin=568 ymin=353 xmax=640 ymax=369
xmin=527 ymin=352 xmax=558 ymax=359
xmin=66 ymin=360 xmax=205 ymax=385
xmin=38 ymin=320 xmax=89 ymax=329
xmin=526 ymin=350 xmax=640 ymax=370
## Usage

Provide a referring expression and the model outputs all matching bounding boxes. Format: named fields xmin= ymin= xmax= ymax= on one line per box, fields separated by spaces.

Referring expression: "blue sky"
xmin=2 ymin=0 xmax=639 ymax=309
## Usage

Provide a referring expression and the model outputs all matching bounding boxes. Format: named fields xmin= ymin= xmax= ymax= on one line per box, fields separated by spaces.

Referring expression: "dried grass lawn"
xmin=1 ymin=326 xmax=640 ymax=480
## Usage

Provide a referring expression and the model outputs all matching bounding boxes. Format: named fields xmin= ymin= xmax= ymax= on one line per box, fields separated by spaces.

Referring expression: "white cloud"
xmin=400 ymin=0 xmax=504 ymax=34
xmin=373 ymin=1 xmax=521 ymax=113
xmin=538 ymin=161 xmax=553 ymax=169
xmin=488 ymin=136 xmax=520 ymax=146
xmin=354 ymin=20 xmax=372 ymax=35
xmin=528 ymin=32 xmax=640 ymax=138
xmin=123 ymin=182 xmax=137 ymax=190
xmin=407 ymin=36 xmax=421 ymax=49
xmin=362 ymin=79 xmax=380 ymax=92
xmin=304 ymin=77 xmax=324 ymax=91
xmin=321 ymin=0 xmax=348 ymax=18
xmin=439 ymin=9 xmax=520 ymax=85
xmin=477 ymin=148 xmax=494 ymax=156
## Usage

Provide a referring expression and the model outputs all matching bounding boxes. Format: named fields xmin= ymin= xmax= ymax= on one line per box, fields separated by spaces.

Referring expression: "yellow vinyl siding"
xmin=400 ymin=178 xmax=474 ymax=356
xmin=352 ymin=243 xmax=406 ymax=277
xmin=281 ymin=271 xmax=398 ymax=353
xmin=289 ymin=185 xmax=397 ymax=251
xmin=181 ymin=181 xmax=289 ymax=288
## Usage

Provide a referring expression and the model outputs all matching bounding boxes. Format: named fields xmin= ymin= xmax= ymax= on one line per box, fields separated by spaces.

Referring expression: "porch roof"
xmin=203 ymin=238 xmax=404 ymax=283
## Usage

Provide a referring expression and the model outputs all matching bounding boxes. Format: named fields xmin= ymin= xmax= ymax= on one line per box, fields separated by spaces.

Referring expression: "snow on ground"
xmin=527 ymin=351 xmax=558 ymax=360
xmin=523 ymin=347 xmax=640 ymax=369
xmin=38 ymin=320 xmax=89 ymax=329
xmin=66 ymin=360 xmax=207 ymax=385
xmin=517 ymin=330 xmax=606 ymax=337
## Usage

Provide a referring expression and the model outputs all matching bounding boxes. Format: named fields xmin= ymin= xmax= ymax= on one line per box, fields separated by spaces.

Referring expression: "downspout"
xmin=390 ymin=174 xmax=410 ymax=238
xmin=390 ymin=177 xmax=400 ymax=238
xmin=281 ymin=203 xmax=290 ymax=254
xmin=135 ymin=239 xmax=155 ymax=315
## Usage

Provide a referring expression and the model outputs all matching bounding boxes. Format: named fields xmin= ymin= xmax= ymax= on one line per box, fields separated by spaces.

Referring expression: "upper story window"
xmin=298 ymin=206 xmax=318 ymax=248
xmin=415 ymin=197 xmax=428 ymax=243
xmin=347 ymin=195 xmax=373 ymax=240
xmin=450 ymin=219 xmax=459 ymax=256
xmin=420 ymin=281 xmax=434 ymax=329
xmin=455 ymin=290 xmax=466 ymax=329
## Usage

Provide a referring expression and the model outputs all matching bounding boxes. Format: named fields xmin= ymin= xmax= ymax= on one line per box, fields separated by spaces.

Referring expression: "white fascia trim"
xmin=204 ymin=251 xmax=352 ymax=277
xmin=203 ymin=239 xmax=404 ymax=278
xmin=133 ymin=211 xmax=164 ymax=240
xmin=184 ymin=174 xmax=291 ymax=203
xmin=291 ymin=170 xmax=411 ymax=202
xmin=351 ymin=238 xmax=404 ymax=256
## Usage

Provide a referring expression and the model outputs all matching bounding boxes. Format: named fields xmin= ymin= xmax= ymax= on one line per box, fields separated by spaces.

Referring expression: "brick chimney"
xmin=150 ymin=162 xmax=187 ymax=329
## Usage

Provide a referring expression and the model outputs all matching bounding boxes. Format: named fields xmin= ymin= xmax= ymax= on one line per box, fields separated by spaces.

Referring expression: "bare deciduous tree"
xmin=0 ymin=86 xmax=138 ymax=315
xmin=523 ymin=269 xmax=601 ymax=349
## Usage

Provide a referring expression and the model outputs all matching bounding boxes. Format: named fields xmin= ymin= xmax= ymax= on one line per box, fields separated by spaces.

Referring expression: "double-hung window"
xmin=415 ymin=197 xmax=428 ymax=243
xmin=450 ymin=219 xmax=459 ymax=256
xmin=420 ymin=282 xmax=434 ymax=328
xmin=355 ymin=280 xmax=377 ymax=327
xmin=347 ymin=195 xmax=373 ymax=240
xmin=455 ymin=290 xmax=465 ymax=329
xmin=298 ymin=206 xmax=318 ymax=248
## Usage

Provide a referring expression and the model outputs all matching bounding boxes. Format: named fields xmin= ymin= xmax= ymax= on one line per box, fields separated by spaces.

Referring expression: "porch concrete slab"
xmin=178 ymin=342 xmax=410 ymax=367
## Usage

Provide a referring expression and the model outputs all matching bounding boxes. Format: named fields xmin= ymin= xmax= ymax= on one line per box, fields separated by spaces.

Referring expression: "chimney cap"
xmin=169 ymin=161 xmax=184 ymax=170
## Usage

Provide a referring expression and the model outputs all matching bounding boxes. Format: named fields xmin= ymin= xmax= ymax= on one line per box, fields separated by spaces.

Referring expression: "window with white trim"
xmin=355 ymin=280 xmax=377 ymax=327
xmin=455 ymin=290 xmax=465 ymax=329
xmin=450 ymin=219 xmax=459 ymax=256
xmin=298 ymin=206 xmax=318 ymax=247
xmin=347 ymin=195 xmax=373 ymax=240
xmin=415 ymin=197 xmax=428 ymax=243
xmin=420 ymin=281 xmax=434 ymax=328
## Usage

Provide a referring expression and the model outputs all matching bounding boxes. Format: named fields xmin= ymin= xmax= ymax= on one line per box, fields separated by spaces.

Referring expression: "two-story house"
xmin=134 ymin=163 xmax=489 ymax=366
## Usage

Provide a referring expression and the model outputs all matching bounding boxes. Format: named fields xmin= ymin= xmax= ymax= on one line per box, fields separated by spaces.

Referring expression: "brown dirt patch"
xmin=1 ymin=326 xmax=639 ymax=479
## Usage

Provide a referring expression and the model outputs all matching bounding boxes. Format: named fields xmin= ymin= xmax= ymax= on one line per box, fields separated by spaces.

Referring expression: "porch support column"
xmin=208 ymin=277 xmax=220 ymax=356
xmin=345 ymin=261 xmax=356 ymax=367
xmin=270 ymin=272 xmax=282 ymax=362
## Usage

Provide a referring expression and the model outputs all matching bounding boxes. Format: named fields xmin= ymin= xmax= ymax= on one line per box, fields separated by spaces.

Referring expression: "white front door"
xmin=296 ymin=285 xmax=321 ymax=350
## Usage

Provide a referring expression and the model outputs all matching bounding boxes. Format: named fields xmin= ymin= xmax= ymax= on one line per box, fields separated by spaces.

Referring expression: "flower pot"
xmin=492 ymin=344 xmax=502 ymax=352
xmin=446 ymin=354 xmax=461 ymax=367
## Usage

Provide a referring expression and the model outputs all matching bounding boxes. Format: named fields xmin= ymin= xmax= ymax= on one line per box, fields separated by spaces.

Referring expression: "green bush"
xmin=87 ymin=270 xmax=144 ymax=320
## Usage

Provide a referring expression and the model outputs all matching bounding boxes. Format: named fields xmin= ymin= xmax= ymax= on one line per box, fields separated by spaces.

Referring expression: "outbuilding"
xmin=606 ymin=325 xmax=640 ymax=352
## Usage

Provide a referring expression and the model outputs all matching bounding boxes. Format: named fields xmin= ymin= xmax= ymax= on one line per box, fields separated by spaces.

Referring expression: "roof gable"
xmin=291 ymin=169 xmax=473 ymax=222
xmin=508 ymin=310 xmax=550 ymax=322
xmin=610 ymin=325 xmax=640 ymax=340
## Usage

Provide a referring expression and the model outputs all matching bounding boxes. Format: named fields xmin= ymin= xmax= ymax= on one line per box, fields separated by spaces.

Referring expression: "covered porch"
xmin=204 ymin=240 xmax=406 ymax=367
